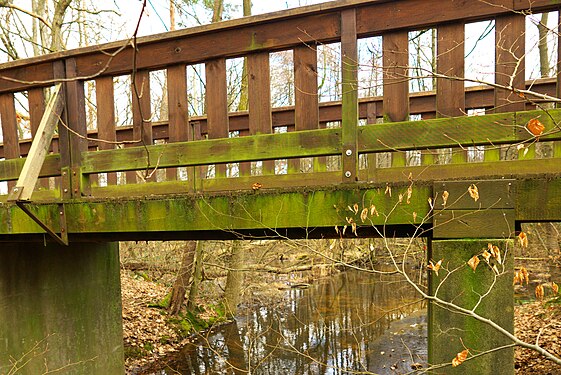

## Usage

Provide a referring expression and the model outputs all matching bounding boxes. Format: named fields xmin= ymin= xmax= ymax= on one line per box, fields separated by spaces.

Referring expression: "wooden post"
xmin=291 ymin=44 xmax=320 ymax=174
xmin=429 ymin=180 xmax=515 ymax=374
xmin=248 ymin=52 xmax=273 ymax=175
xmin=383 ymin=31 xmax=409 ymax=167
xmin=65 ymin=58 xmax=90 ymax=197
xmin=166 ymin=64 xmax=191 ymax=186
xmin=437 ymin=23 xmax=466 ymax=164
xmin=0 ymin=93 xmax=20 ymax=192
xmin=491 ymin=14 xmax=526 ymax=161
xmin=206 ymin=58 xmax=229 ymax=179
xmin=96 ymin=76 xmax=117 ymax=185
xmin=28 ymin=88 xmax=50 ymax=189
xmin=341 ymin=9 xmax=359 ymax=182
xmin=129 ymin=69 xmax=153 ymax=183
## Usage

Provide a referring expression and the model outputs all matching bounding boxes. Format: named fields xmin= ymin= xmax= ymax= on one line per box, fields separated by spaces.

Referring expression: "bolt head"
xmin=345 ymin=171 xmax=352 ymax=178
xmin=64 ymin=188 xmax=68 ymax=193
xmin=345 ymin=149 xmax=353 ymax=156
xmin=13 ymin=187 xmax=18 ymax=192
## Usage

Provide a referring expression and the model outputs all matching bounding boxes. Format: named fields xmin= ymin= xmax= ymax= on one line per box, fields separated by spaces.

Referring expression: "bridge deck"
xmin=1 ymin=0 xmax=561 ymax=242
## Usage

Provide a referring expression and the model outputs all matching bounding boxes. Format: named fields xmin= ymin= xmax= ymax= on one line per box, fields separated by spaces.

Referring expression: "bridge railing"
xmin=1 ymin=0 xmax=561 ymax=201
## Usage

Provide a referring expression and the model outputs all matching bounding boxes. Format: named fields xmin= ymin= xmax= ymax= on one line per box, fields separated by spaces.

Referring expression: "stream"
xmin=148 ymin=270 xmax=427 ymax=374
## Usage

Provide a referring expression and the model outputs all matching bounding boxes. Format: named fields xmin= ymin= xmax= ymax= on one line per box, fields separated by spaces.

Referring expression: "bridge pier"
xmin=428 ymin=180 xmax=515 ymax=373
xmin=0 ymin=242 xmax=124 ymax=374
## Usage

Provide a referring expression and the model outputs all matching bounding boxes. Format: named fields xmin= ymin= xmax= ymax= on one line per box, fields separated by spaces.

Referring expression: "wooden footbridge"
xmin=1 ymin=0 xmax=561 ymax=373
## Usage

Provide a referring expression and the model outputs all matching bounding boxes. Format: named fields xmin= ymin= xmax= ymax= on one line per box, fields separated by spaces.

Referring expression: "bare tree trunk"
xmin=187 ymin=240 xmax=204 ymax=310
xmin=538 ymin=12 xmax=550 ymax=77
xmin=223 ymin=241 xmax=244 ymax=317
xmin=50 ymin=0 xmax=72 ymax=52
xmin=168 ymin=241 xmax=197 ymax=315
xmin=212 ymin=0 xmax=223 ymax=23
xmin=237 ymin=0 xmax=252 ymax=111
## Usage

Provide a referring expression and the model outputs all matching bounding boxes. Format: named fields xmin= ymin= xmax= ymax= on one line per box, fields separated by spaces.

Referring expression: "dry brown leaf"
xmin=552 ymin=282 xmax=559 ymax=295
xmin=251 ymin=182 xmax=263 ymax=190
xmin=428 ymin=197 xmax=434 ymax=210
xmin=406 ymin=185 xmax=412 ymax=204
xmin=481 ymin=250 xmax=491 ymax=263
xmin=520 ymin=266 xmax=529 ymax=285
xmin=518 ymin=232 xmax=529 ymax=248
xmin=427 ymin=259 xmax=442 ymax=276
xmin=334 ymin=226 xmax=339 ymax=234
xmin=360 ymin=208 xmax=368 ymax=223
xmin=413 ymin=212 xmax=418 ymax=221
xmin=535 ymin=284 xmax=545 ymax=300
xmin=353 ymin=203 xmax=359 ymax=215
xmin=342 ymin=225 xmax=348 ymax=236
xmin=351 ymin=222 xmax=357 ymax=236
xmin=385 ymin=185 xmax=392 ymax=197
xmin=526 ymin=118 xmax=545 ymax=137
xmin=398 ymin=193 xmax=404 ymax=203
xmin=489 ymin=244 xmax=502 ymax=265
xmin=370 ymin=205 xmax=379 ymax=217
xmin=467 ymin=255 xmax=480 ymax=272
xmin=468 ymin=184 xmax=479 ymax=202
xmin=442 ymin=190 xmax=449 ymax=206
xmin=452 ymin=349 xmax=469 ymax=367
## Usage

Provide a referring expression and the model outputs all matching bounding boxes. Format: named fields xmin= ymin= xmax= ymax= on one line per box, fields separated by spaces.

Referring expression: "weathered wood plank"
xmin=166 ymin=64 xmax=191 ymax=183
xmin=0 ymin=155 xmax=61 ymax=181
xmin=206 ymin=58 xmax=229 ymax=178
xmin=433 ymin=180 xmax=514 ymax=210
xmin=383 ymin=31 xmax=409 ymax=167
xmin=129 ymin=69 xmax=153 ymax=183
xmin=491 ymin=14 xmax=526 ymax=162
xmin=28 ymin=87 xmax=50 ymax=189
xmin=96 ymin=76 xmax=117 ymax=185
xmin=433 ymin=209 xmax=514 ymax=238
xmin=437 ymin=22 xmax=466 ymax=164
xmin=291 ymin=44 xmax=320 ymax=173
xmin=0 ymin=93 xmax=20 ymax=192
xmin=81 ymin=128 xmax=342 ymax=174
xmin=248 ymin=51 xmax=273 ymax=175
xmin=341 ymin=9 xmax=359 ymax=182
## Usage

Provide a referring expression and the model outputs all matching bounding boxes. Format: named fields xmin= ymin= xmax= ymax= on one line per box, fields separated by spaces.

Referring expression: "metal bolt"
xmin=13 ymin=187 xmax=18 ymax=192
xmin=73 ymin=171 xmax=76 ymax=176
xmin=345 ymin=149 xmax=353 ymax=156
xmin=74 ymin=188 xmax=78 ymax=193
xmin=345 ymin=171 xmax=352 ymax=178
xmin=64 ymin=188 xmax=68 ymax=193
xmin=61 ymin=228 xmax=65 ymax=233
xmin=59 ymin=211 xmax=63 ymax=215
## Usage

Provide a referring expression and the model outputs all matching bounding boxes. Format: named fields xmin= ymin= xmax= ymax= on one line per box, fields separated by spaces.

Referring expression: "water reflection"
xmin=154 ymin=270 xmax=426 ymax=375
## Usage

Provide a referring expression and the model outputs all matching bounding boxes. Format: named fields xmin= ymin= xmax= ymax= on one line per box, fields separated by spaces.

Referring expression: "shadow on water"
xmin=150 ymin=270 xmax=427 ymax=374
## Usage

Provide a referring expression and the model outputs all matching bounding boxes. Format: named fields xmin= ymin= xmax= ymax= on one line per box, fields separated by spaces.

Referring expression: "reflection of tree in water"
xmin=161 ymin=270 xmax=426 ymax=374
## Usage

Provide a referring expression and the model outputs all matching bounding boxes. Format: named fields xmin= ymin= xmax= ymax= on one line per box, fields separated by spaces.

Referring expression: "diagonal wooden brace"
xmin=7 ymin=84 xmax=67 ymax=245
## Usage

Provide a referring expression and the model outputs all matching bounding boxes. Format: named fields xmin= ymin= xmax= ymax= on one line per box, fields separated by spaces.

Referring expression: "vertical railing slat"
xmin=206 ymin=58 xmax=229 ymax=179
xmin=96 ymin=76 xmax=117 ymax=185
xmin=555 ymin=9 xmax=561 ymax=158
xmin=492 ymin=14 xmax=526 ymax=161
xmin=292 ymin=44 xmax=320 ymax=174
xmin=248 ymin=52 xmax=273 ymax=175
xmin=383 ymin=31 xmax=410 ymax=168
xmin=65 ymin=58 xmax=89 ymax=197
xmin=166 ymin=65 xmax=191 ymax=185
xmin=341 ymin=9 xmax=359 ymax=182
xmin=129 ymin=70 xmax=153 ymax=183
xmin=28 ymin=87 xmax=49 ymax=189
xmin=0 ymin=93 xmax=20 ymax=192
xmin=437 ymin=23 xmax=466 ymax=164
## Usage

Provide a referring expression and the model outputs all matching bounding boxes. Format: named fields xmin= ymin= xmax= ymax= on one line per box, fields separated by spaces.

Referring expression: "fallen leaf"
xmin=468 ymin=184 xmax=479 ymax=202
xmin=552 ymin=282 xmax=559 ymax=295
xmin=360 ymin=208 xmax=368 ymax=223
xmin=526 ymin=118 xmax=545 ymax=137
xmin=518 ymin=232 xmax=529 ymax=248
xmin=452 ymin=349 xmax=469 ymax=367
xmin=535 ymin=284 xmax=545 ymax=300
xmin=467 ymin=255 xmax=480 ymax=272
xmin=442 ymin=190 xmax=449 ymax=206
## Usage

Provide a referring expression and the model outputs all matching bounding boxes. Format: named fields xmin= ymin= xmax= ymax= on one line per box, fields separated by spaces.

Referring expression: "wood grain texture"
xmin=248 ymin=51 xmax=273 ymax=175
xmin=0 ymin=93 xmax=19 ymax=191
xmin=129 ymin=69 xmax=153 ymax=183
xmin=383 ymin=31 xmax=409 ymax=168
xmin=166 ymin=64 xmax=190 ymax=182
xmin=206 ymin=58 xmax=229 ymax=178
xmin=96 ymin=76 xmax=117 ymax=185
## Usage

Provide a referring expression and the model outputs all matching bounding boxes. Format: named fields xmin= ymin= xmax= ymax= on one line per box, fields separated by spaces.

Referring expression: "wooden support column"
xmin=383 ymin=31 xmax=409 ymax=168
xmin=166 ymin=64 xmax=191 ymax=186
xmin=248 ymin=52 xmax=273 ymax=175
xmin=341 ymin=9 xmax=359 ymax=182
xmin=555 ymin=9 xmax=561 ymax=157
xmin=430 ymin=180 xmax=515 ymax=374
xmin=129 ymin=70 xmax=153 ymax=183
xmin=96 ymin=76 xmax=117 ymax=185
xmin=291 ymin=44 xmax=320 ymax=174
xmin=437 ymin=23 xmax=466 ymax=164
xmin=491 ymin=14 xmax=526 ymax=161
xmin=28 ymin=88 xmax=49 ymax=189
xmin=0 ymin=93 xmax=20 ymax=192
xmin=64 ymin=58 xmax=90 ymax=197
xmin=206 ymin=58 xmax=229 ymax=179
